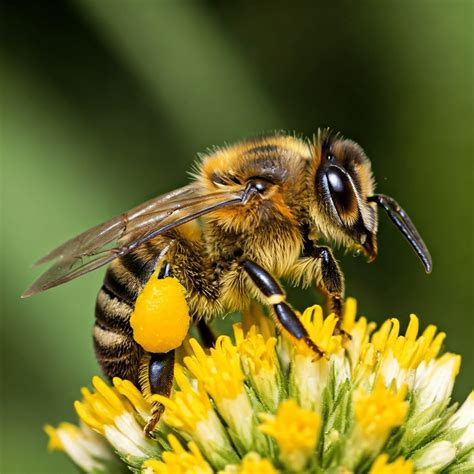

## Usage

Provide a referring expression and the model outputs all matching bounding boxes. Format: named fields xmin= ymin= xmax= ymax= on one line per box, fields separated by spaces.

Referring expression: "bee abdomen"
xmin=94 ymin=267 xmax=143 ymax=383
xmin=102 ymin=266 xmax=137 ymax=305
xmin=93 ymin=322 xmax=132 ymax=357
xmin=93 ymin=249 xmax=162 ymax=384
xmin=95 ymin=285 xmax=134 ymax=335
xmin=93 ymin=324 xmax=141 ymax=384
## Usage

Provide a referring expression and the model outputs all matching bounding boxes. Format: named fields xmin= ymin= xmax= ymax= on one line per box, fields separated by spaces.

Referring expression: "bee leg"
xmin=143 ymin=350 xmax=175 ymax=437
xmin=242 ymin=260 xmax=324 ymax=358
xmin=142 ymin=258 xmax=177 ymax=436
xmin=310 ymin=247 xmax=344 ymax=315
xmin=195 ymin=318 xmax=217 ymax=348
xmin=310 ymin=246 xmax=350 ymax=340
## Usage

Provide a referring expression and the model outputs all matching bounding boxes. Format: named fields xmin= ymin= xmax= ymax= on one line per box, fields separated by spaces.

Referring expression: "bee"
xmin=23 ymin=130 xmax=432 ymax=435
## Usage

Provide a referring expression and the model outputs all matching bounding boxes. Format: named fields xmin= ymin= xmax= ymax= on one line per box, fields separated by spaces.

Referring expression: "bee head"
xmin=312 ymin=130 xmax=378 ymax=261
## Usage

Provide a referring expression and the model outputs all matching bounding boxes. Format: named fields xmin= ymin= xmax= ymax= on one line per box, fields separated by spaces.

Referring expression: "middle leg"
xmin=242 ymin=259 xmax=324 ymax=358
xmin=195 ymin=318 xmax=217 ymax=348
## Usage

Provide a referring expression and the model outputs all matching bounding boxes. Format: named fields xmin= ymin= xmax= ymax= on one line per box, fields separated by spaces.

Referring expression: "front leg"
xmin=309 ymin=246 xmax=345 ymax=318
xmin=242 ymin=260 xmax=324 ymax=358
xmin=295 ymin=238 xmax=347 ymax=337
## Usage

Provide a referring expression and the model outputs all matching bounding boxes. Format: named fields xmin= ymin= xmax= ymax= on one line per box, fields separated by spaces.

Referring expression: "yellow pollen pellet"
xmin=130 ymin=276 xmax=190 ymax=353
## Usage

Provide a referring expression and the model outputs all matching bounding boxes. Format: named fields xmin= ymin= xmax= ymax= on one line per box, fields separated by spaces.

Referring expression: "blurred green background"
xmin=1 ymin=1 xmax=472 ymax=472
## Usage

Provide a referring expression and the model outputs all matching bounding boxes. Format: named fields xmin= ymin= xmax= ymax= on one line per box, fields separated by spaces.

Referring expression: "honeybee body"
xmin=26 ymin=131 xmax=432 ymax=435
xmin=94 ymin=136 xmax=315 ymax=385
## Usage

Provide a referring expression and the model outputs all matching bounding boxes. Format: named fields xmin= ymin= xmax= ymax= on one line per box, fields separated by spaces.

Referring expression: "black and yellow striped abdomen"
xmin=93 ymin=247 xmax=161 ymax=384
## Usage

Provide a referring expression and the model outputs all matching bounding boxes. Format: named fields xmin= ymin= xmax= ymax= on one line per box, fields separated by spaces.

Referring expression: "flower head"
xmin=354 ymin=380 xmax=408 ymax=441
xmin=219 ymin=452 xmax=278 ymax=474
xmin=72 ymin=376 xmax=158 ymax=466
xmin=143 ymin=435 xmax=212 ymax=474
xmin=369 ymin=453 xmax=413 ymax=474
xmin=234 ymin=323 xmax=281 ymax=410
xmin=46 ymin=298 xmax=473 ymax=473
xmin=259 ymin=399 xmax=320 ymax=471
xmin=44 ymin=422 xmax=118 ymax=473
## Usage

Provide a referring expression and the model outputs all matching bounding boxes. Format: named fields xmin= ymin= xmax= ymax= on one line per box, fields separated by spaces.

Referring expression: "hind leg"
xmin=133 ymin=260 xmax=185 ymax=437
xmin=141 ymin=350 xmax=175 ymax=437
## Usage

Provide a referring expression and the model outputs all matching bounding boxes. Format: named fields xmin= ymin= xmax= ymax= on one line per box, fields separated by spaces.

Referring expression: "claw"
xmin=144 ymin=404 xmax=164 ymax=438
xmin=304 ymin=337 xmax=326 ymax=361
xmin=334 ymin=325 xmax=352 ymax=344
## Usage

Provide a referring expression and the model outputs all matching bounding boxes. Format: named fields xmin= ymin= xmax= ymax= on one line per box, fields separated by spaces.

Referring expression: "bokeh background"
xmin=1 ymin=1 xmax=473 ymax=472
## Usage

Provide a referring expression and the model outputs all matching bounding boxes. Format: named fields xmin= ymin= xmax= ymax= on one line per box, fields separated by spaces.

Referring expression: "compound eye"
xmin=327 ymin=167 xmax=345 ymax=193
xmin=326 ymin=166 xmax=357 ymax=218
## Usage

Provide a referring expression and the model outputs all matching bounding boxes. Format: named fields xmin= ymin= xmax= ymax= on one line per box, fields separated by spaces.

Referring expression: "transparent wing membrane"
xmin=34 ymin=184 xmax=198 ymax=266
xmin=23 ymin=183 xmax=246 ymax=297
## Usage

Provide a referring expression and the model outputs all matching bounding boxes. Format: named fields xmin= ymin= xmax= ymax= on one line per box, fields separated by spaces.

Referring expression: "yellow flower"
xmin=234 ymin=324 xmax=277 ymax=375
xmin=143 ymin=435 xmax=212 ymax=474
xmin=342 ymin=298 xmax=378 ymax=380
xmin=298 ymin=304 xmax=343 ymax=356
xmin=287 ymin=308 xmax=346 ymax=412
xmin=74 ymin=376 xmax=156 ymax=461
xmin=112 ymin=377 xmax=151 ymax=421
xmin=153 ymin=365 xmax=213 ymax=434
xmin=44 ymin=422 xmax=115 ymax=473
xmin=45 ymin=423 xmax=64 ymax=451
xmin=46 ymin=298 xmax=472 ymax=474
xmin=371 ymin=314 xmax=445 ymax=369
xmin=219 ymin=452 xmax=279 ymax=474
xmin=184 ymin=336 xmax=244 ymax=403
xmin=184 ymin=336 xmax=260 ymax=451
xmin=369 ymin=453 xmax=413 ymax=474
xmin=369 ymin=314 xmax=448 ymax=389
xmin=354 ymin=379 xmax=408 ymax=441
xmin=259 ymin=399 xmax=320 ymax=471
xmin=75 ymin=376 xmax=149 ymax=432
xmin=153 ymin=365 xmax=237 ymax=467
xmin=234 ymin=324 xmax=280 ymax=410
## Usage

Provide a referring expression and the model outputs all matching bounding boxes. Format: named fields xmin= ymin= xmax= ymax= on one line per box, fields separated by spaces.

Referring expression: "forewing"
xmin=23 ymin=183 xmax=246 ymax=297
xmin=34 ymin=184 xmax=197 ymax=266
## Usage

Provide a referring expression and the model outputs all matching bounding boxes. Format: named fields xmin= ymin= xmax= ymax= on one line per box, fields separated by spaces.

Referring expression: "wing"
xmin=23 ymin=183 xmax=248 ymax=297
